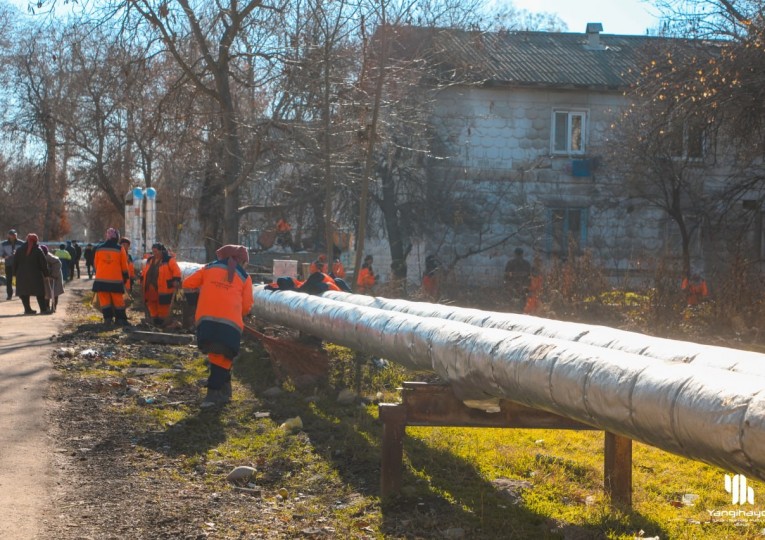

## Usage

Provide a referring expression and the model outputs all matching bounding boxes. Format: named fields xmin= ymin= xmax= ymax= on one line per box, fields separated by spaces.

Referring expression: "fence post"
xmin=604 ymin=432 xmax=632 ymax=508
xmin=379 ymin=403 xmax=406 ymax=497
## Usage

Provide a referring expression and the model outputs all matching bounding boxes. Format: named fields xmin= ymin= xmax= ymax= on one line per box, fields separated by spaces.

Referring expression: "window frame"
xmin=551 ymin=109 xmax=588 ymax=155
xmin=665 ymin=114 xmax=706 ymax=161
xmin=547 ymin=206 xmax=589 ymax=255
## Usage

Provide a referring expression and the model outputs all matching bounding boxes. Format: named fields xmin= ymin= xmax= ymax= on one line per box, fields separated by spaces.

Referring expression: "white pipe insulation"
xmin=250 ymin=286 xmax=765 ymax=480
xmin=321 ymin=291 xmax=765 ymax=379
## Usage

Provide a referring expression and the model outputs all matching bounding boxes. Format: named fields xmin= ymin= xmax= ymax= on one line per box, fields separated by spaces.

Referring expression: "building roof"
xmin=385 ymin=25 xmax=719 ymax=91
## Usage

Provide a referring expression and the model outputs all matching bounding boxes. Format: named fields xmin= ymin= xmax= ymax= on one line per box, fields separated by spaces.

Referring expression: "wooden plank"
xmin=124 ymin=330 xmax=194 ymax=345
xmin=401 ymin=382 xmax=595 ymax=430
xmin=379 ymin=403 xmax=407 ymax=497
xmin=604 ymin=432 xmax=632 ymax=509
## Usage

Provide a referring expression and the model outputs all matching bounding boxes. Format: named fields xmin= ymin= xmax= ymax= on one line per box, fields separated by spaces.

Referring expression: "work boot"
xmin=115 ymin=318 xmax=131 ymax=327
xmin=221 ymin=380 xmax=233 ymax=401
xmin=201 ymin=387 xmax=230 ymax=408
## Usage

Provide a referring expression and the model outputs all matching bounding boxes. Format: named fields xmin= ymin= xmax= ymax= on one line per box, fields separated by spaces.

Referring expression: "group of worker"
xmin=86 ymin=227 xmax=251 ymax=406
xmin=89 ymin=229 xmax=182 ymax=328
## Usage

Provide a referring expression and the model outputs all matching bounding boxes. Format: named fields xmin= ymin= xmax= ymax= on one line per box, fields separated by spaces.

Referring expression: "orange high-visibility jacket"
xmin=123 ymin=249 xmax=135 ymax=288
xmin=331 ymin=261 xmax=346 ymax=279
xmin=143 ymin=253 xmax=182 ymax=305
xmin=357 ymin=266 xmax=375 ymax=292
xmin=681 ymin=278 xmax=708 ymax=306
xmin=92 ymin=239 xmax=129 ymax=293
xmin=183 ymin=259 xmax=254 ymax=334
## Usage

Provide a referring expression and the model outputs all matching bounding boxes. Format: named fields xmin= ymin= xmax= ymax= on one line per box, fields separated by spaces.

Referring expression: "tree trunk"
xmin=380 ymin=163 xmax=408 ymax=295
xmin=218 ymin=68 xmax=243 ymax=247
xmin=354 ymin=22 xmax=389 ymax=281
xmin=42 ymin=111 xmax=58 ymax=239
xmin=322 ymin=40 xmax=334 ymax=264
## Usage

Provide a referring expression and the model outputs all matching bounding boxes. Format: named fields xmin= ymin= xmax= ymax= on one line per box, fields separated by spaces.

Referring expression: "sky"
xmin=510 ymin=0 xmax=661 ymax=36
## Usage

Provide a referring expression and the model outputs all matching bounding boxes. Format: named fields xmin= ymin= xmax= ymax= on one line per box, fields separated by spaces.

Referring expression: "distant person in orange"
xmin=422 ymin=254 xmax=442 ymax=301
xmin=119 ymin=237 xmax=136 ymax=292
xmin=276 ymin=217 xmax=291 ymax=234
xmin=681 ymin=272 xmax=708 ymax=306
xmin=356 ymin=255 xmax=376 ymax=294
xmin=275 ymin=216 xmax=292 ymax=249
xmin=183 ymin=244 xmax=253 ymax=406
xmin=309 ymin=254 xmax=327 ymax=274
xmin=524 ymin=265 xmax=543 ymax=314
xmin=331 ymin=257 xmax=346 ymax=279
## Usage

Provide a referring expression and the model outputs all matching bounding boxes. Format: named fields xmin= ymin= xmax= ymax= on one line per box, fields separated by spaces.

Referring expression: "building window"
xmin=548 ymin=207 xmax=588 ymax=255
xmin=552 ymin=110 xmax=586 ymax=155
xmin=665 ymin=115 xmax=705 ymax=160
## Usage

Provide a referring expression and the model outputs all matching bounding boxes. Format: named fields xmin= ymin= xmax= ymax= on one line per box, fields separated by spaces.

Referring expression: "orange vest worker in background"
xmin=681 ymin=273 xmax=708 ymax=306
xmin=356 ymin=255 xmax=376 ymax=294
xmin=92 ymin=228 xmax=130 ymax=325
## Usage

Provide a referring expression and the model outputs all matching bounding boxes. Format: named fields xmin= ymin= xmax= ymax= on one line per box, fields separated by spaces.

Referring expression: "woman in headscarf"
xmin=182 ymin=245 xmax=253 ymax=406
xmin=142 ymin=242 xmax=181 ymax=327
xmin=12 ymin=233 xmax=51 ymax=315
xmin=41 ymin=245 xmax=65 ymax=312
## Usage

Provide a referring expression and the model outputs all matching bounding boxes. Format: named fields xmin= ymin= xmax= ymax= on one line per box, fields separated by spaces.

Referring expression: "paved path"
xmin=0 ymin=278 xmax=88 ymax=539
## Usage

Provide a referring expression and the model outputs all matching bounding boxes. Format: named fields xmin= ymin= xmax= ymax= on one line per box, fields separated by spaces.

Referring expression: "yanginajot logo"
xmin=725 ymin=474 xmax=755 ymax=505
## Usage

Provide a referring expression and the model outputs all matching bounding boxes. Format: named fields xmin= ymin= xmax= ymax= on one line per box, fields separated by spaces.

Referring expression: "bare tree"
xmin=2 ymin=23 xmax=73 ymax=239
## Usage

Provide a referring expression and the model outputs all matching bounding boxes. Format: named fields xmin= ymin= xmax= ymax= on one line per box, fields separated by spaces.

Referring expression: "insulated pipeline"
xmin=322 ymin=291 xmax=765 ymax=378
xmin=251 ymin=286 xmax=765 ymax=480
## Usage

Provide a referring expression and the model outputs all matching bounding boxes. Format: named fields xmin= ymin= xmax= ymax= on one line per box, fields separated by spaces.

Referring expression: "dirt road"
xmin=0 ymin=280 xmax=85 ymax=539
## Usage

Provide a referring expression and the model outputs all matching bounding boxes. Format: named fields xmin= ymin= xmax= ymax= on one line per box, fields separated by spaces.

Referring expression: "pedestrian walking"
xmin=72 ymin=240 xmax=82 ymax=279
xmin=54 ymin=244 xmax=72 ymax=283
xmin=1 ymin=229 xmax=20 ymax=300
xmin=40 ymin=245 xmax=64 ymax=312
xmin=83 ymin=243 xmax=95 ymax=279
xmin=65 ymin=241 xmax=76 ymax=281
xmin=12 ymin=233 xmax=50 ymax=315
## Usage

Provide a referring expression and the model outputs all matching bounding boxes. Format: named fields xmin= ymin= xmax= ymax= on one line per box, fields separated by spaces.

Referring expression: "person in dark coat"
xmin=1 ymin=229 xmax=20 ymax=300
xmin=12 ymin=233 xmax=51 ymax=315
xmin=83 ymin=243 xmax=96 ymax=279
xmin=72 ymin=240 xmax=82 ymax=279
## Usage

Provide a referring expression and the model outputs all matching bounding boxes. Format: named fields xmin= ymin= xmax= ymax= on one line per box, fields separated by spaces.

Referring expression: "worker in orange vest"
xmin=331 ymin=257 xmax=346 ymax=279
xmin=681 ymin=272 xmax=708 ymax=306
xmin=182 ymin=244 xmax=254 ymax=406
xmin=142 ymin=243 xmax=182 ymax=326
xmin=309 ymin=254 xmax=327 ymax=274
xmin=356 ymin=255 xmax=376 ymax=294
xmin=422 ymin=254 xmax=441 ymax=300
xmin=524 ymin=265 xmax=543 ymax=314
xmin=92 ymin=227 xmax=130 ymax=325
xmin=119 ymin=237 xmax=136 ymax=292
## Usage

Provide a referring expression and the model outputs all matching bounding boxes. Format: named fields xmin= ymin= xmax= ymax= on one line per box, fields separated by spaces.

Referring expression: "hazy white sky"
xmin=509 ymin=0 xmax=661 ymax=35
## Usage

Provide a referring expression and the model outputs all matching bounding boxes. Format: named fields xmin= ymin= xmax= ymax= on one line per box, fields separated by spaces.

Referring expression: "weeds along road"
xmin=0 ymin=278 xmax=88 ymax=539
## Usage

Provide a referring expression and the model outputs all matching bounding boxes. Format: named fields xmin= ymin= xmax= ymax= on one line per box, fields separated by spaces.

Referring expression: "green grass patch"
xmin=59 ymin=299 xmax=765 ymax=539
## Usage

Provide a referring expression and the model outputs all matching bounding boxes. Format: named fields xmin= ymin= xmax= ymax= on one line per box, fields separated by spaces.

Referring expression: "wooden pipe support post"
xmin=378 ymin=381 xmax=632 ymax=509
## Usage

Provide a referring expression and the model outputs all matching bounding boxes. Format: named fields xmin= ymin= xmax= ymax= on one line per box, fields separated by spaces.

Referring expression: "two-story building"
xmin=363 ymin=24 xmax=754 ymax=287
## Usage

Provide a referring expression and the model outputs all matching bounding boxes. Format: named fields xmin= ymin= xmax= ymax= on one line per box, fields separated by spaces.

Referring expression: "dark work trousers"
xmin=5 ymin=265 xmax=12 ymax=298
